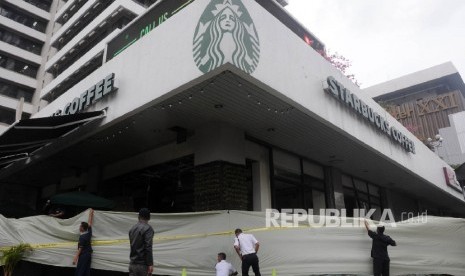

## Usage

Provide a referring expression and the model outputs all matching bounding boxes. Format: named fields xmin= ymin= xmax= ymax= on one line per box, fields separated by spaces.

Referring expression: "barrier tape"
xmin=0 ymin=225 xmax=316 ymax=251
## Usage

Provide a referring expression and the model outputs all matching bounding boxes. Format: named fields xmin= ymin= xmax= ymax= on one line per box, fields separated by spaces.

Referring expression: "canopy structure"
xmin=50 ymin=191 xmax=115 ymax=209
xmin=0 ymin=210 xmax=464 ymax=275
xmin=0 ymin=110 xmax=106 ymax=169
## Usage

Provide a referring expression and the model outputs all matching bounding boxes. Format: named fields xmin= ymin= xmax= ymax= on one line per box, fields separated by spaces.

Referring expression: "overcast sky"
xmin=285 ymin=0 xmax=465 ymax=88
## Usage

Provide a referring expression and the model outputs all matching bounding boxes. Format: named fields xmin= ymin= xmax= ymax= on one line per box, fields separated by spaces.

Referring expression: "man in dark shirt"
xmin=129 ymin=208 xmax=154 ymax=276
xmin=364 ymin=220 xmax=397 ymax=276
xmin=73 ymin=208 xmax=94 ymax=276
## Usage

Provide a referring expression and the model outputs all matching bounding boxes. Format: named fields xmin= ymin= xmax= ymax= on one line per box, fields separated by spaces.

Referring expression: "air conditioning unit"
xmin=276 ymin=0 xmax=289 ymax=7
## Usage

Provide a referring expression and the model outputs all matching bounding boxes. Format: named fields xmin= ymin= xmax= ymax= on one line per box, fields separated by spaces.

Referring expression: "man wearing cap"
xmin=364 ymin=220 xmax=397 ymax=276
xmin=129 ymin=208 xmax=154 ymax=276
xmin=233 ymin=228 xmax=261 ymax=276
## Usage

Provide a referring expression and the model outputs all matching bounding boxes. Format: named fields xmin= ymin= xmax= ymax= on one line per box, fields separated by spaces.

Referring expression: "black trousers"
xmin=373 ymin=258 xmax=390 ymax=276
xmin=242 ymin=253 xmax=261 ymax=276
xmin=75 ymin=252 xmax=91 ymax=276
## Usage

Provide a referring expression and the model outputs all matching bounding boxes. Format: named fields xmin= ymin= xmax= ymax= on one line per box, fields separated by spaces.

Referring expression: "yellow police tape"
xmin=0 ymin=225 xmax=316 ymax=251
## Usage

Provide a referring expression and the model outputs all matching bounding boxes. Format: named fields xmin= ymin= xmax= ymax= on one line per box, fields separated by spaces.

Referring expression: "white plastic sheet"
xmin=0 ymin=210 xmax=464 ymax=275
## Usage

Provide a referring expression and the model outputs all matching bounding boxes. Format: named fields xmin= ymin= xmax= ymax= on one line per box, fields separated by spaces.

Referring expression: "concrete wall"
xmin=438 ymin=111 xmax=465 ymax=165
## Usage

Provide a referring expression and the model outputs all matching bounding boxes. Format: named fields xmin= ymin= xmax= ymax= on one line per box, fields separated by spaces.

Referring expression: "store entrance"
xmin=102 ymin=155 xmax=195 ymax=213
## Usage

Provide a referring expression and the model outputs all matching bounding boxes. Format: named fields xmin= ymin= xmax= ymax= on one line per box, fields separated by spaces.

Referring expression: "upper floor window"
xmin=0 ymin=28 xmax=43 ymax=55
xmin=0 ymin=4 xmax=48 ymax=33
xmin=54 ymin=0 xmax=115 ymax=51
xmin=0 ymin=79 xmax=34 ymax=102
xmin=0 ymin=52 xmax=39 ymax=78
xmin=0 ymin=105 xmax=29 ymax=125
xmin=22 ymin=0 xmax=53 ymax=12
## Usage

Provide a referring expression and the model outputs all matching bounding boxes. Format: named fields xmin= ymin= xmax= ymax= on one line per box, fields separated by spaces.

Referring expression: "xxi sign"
xmin=417 ymin=93 xmax=458 ymax=116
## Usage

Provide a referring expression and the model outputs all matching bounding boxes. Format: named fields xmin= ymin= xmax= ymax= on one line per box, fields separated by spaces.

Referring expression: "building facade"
xmin=0 ymin=0 xmax=464 ymax=222
xmin=0 ymin=0 xmax=53 ymax=132
xmin=366 ymin=62 xmax=465 ymax=165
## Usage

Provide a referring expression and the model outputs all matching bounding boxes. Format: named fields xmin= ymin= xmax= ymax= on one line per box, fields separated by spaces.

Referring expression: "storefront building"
xmin=1 ymin=0 xmax=464 ymax=220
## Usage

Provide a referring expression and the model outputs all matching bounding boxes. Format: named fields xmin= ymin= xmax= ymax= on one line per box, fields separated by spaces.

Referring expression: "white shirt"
xmin=215 ymin=260 xmax=236 ymax=276
xmin=234 ymin=233 xmax=258 ymax=255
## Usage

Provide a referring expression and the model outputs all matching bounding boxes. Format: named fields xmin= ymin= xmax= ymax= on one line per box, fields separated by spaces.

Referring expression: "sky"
xmin=285 ymin=0 xmax=465 ymax=88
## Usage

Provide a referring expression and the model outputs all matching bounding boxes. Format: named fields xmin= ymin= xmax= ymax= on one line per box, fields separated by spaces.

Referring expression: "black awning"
xmin=0 ymin=110 xmax=106 ymax=165
xmin=0 ymin=153 xmax=29 ymax=168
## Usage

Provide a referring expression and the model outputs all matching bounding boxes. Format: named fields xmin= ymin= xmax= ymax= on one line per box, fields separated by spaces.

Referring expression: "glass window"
xmin=102 ymin=155 xmax=196 ymax=213
xmin=354 ymin=179 xmax=368 ymax=193
xmin=275 ymin=179 xmax=302 ymax=210
xmin=0 ymin=28 xmax=43 ymax=55
xmin=371 ymin=204 xmax=382 ymax=221
xmin=22 ymin=0 xmax=52 ymax=12
xmin=55 ymin=0 xmax=116 ymax=50
xmin=273 ymin=149 xmax=300 ymax=174
xmin=272 ymin=153 xmax=327 ymax=210
xmin=0 ymin=52 xmax=38 ymax=78
xmin=305 ymin=176 xmax=324 ymax=191
xmin=312 ymin=189 xmax=326 ymax=211
xmin=51 ymin=15 xmax=135 ymax=79
xmin=303 ymin=176 xmax=325 ymax=209
xmin=46 ymin=53 xmax=103 ymax=101
xmin=303 ymin=160 xmax=324 ymax=180
xmin=368 ymin=184 xmax=379 ymax=196
xmin=0 ymin=5 xmax=48 ymax=33
xmin=0 ymin=106 xmax=16 ymax=124
xmin=0 ymin=80 xmax=34 ymax=102
xmin=342 ymin=174 xmax=352 ymax=188
xmin=343 ymin=187 xmax=357 ymax=217
xmin=342 ymin=174 xmax=384 ymax=218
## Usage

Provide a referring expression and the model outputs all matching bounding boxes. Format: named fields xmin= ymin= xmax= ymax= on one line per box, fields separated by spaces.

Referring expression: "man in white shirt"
xmin=215 ymin=252 xmax=238 ymax=276
xmin=233 ymin=228 xmax=261 ymax=276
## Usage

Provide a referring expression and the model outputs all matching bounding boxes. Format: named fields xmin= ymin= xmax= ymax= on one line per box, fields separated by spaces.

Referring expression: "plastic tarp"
xmin=0 ymin=210 xmax=464 ymax=275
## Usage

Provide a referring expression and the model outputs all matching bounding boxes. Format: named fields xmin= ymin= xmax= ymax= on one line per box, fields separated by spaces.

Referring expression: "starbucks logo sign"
xmin=193 ymin=0 xmax=260 ymax=74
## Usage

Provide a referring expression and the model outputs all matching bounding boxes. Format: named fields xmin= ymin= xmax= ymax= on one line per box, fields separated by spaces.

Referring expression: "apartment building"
xmin=0 ymin=0 xmax=52 ymax=132
xmin=0 ymin=0 xmax=162 ymax=134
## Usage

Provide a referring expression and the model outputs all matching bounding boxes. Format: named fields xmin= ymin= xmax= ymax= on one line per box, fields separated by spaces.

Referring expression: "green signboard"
xmin=106 ymin=0 xmax=195 ymax=61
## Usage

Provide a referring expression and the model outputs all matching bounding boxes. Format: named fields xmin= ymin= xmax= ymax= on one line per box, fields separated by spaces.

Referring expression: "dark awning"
xmin=51 ymin=191 xmax=116 ymax=209
xmin=0 ymin=110 xmax=106 ymax=167
xmin=0 ymin=153 xmax=29 ymax=168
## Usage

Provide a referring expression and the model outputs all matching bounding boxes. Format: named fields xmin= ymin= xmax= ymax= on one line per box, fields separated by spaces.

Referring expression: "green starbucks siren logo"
xmin=193 ymin=0 xmax=260 ymax=74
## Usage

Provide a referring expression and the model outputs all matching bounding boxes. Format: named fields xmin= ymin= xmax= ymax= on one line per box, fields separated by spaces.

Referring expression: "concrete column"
xmin=193 ymin=123 xmax=248 ymax=211
xmin=252 ymin=160 xmax=271 ymax=211
xmin=194 ymin=161 xmax=247 ymax=211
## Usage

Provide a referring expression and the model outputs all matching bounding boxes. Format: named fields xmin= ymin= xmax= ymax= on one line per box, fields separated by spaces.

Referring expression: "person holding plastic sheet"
xmin=233 ymin=228 xmax=261 ymax=276
xmin=215 ymin=252 xmax=238 ymax=276
xmin=129 ymin=208 xmax=154 ymax=276
xmin=365 ymin=220 xmax=397 ymax=276
xmin=73 ymin=208 xmax=94 ymax=276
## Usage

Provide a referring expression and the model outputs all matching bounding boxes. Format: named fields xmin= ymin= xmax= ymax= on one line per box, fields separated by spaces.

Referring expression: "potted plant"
xmin=0 ymin=244 xmax=33 ymax=276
